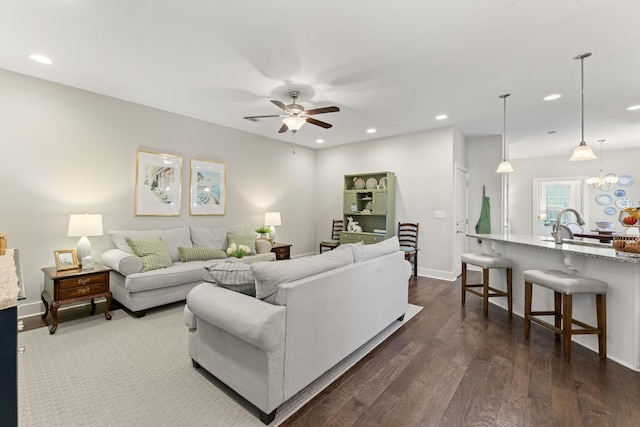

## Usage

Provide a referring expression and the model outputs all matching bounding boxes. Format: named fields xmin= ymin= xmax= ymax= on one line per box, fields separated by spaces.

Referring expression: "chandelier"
xmin=585 ymin=140 xmax=619 ymax=190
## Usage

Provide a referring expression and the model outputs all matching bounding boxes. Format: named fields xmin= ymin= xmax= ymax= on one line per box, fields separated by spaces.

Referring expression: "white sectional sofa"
xmin=101 ymin=225 xmax=275 ymax=317
xmin=184 ymin=236 xmax=411 ymax=424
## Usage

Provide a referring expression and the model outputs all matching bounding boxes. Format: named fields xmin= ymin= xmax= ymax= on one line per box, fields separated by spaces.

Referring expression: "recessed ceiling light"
xmin=316 ymin=139 xmax=324 ymax=144
xmin=366 ymin=128 xmax=376 ymax=134
xmin=435 ymin=114 xmax=448 ymax=120
xmin=547 ymin=130 xmax=557 ymax=134
xmin=29 ymin=54 xmax=52 ymax=65
xmin=544 ymin=94 xmax=562 ymax=101
xmin=626 ymin=105 xmax=640 ymax=111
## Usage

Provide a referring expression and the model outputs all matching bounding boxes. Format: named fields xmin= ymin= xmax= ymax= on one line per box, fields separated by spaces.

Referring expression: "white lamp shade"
xmin=569 ymin=142 xmax=597 ymax=161
xmin=496 ymin=161 xmax=514 ymax=173
xmin=282 ymin=116 xmax=306 ymax=132
xmin=264 ymin=212 xmax=281 ymax=226
xmin=67 ymin=214 xmax=103 ymax=237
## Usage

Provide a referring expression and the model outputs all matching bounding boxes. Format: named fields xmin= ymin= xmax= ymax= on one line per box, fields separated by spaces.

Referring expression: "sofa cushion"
xmin=349 ymin=236 xmax=400 ymax=262
xmin=179 ymin=247 xmax=228 ymax=262
xmin=227 ymin=233 xmax=256 ymax=255
xmin=190 ymin=225 xmax=244 ymax=249
xmin=125 ymin=237 xmax=173 ymax=272
xmin=251 ymin=245 xmax=354 ymax=301
xmin=203 ymin=262 xmax=256 ymax=296
xmin=110 ymin=227 xmax=191 ymax=262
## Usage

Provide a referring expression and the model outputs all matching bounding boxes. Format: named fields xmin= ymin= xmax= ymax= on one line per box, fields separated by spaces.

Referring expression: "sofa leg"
xmin=132 ymin=310 xmax=146 ymax=318
xmin=191 ymin=359 xmax=200 ymax=369
xmin=397 ymin=314 xmax=405 ymax=321
xmin=259 ymin=409 xmax=276 ymax=425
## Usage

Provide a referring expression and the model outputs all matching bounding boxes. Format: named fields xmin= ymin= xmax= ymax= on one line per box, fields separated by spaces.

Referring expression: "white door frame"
xmin=454 ymin=163 xmax=469 ymax=277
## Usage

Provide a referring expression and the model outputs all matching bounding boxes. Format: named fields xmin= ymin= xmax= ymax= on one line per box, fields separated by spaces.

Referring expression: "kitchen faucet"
xmin=551 ymin=208 xmax=586 ymax=244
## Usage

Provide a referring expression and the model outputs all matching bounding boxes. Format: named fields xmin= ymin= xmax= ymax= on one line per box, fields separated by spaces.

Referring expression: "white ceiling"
xmin=2 ymin=1 xmax=639 ymax=158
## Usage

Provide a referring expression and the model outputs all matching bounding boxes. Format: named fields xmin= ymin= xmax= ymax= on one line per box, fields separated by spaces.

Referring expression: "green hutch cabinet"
xmin=340 ymin=172 xmax=395 ymax=245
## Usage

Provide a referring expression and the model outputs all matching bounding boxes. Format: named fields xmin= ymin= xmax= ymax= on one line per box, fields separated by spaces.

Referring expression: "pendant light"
xmin=569 ymin=52 xmax=597 ymax=161
xmin=585 ymin=139 xmax=619 ymax=190
xmin=496 ymin=93 xmax=514 ymax=173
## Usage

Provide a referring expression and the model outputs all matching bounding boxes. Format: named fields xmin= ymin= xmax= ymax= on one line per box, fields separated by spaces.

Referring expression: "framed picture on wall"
xmin=54 ymin=249 xmax=79 ymax=271
xmin=135 ymin=150 xmax=182 ymax=216
xmin=190 ymin=158 xmax=226 ymax=215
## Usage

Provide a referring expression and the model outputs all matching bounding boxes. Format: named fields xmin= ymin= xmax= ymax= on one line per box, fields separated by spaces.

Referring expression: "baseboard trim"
xmin=17 ymin=298 xmax=107 ymax=320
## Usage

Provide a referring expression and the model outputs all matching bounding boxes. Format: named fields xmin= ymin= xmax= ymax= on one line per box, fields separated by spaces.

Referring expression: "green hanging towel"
xmin=475 ymin=185 xmax=491 ymax=234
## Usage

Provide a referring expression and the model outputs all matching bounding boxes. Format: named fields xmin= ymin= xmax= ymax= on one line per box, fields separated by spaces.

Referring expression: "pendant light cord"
xmin=500 ymin=94 xmax=510 ymax=161
xmin=575 ymin=53 xmax=592 ymax=143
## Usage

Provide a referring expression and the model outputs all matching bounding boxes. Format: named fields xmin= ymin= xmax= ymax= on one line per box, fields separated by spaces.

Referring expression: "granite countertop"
xmin=468 ymin=233 xmax=640 ymax=264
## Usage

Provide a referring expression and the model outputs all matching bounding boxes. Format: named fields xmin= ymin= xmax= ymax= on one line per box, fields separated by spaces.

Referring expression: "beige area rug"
xmin=18 ymin=303 xmax=422 ymax=426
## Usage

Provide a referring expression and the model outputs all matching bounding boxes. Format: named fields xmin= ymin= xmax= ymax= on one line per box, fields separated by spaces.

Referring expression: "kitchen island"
xmin=468 ymin=233 xmax=640 ymax=371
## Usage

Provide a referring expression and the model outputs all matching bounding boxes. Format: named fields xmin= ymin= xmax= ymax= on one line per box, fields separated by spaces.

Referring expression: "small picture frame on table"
xmin=54 ymin=249 xmax=79 ymax=271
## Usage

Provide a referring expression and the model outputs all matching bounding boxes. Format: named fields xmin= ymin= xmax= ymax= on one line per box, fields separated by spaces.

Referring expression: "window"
xmin=532 ymin=177 xmax=585 ymax=237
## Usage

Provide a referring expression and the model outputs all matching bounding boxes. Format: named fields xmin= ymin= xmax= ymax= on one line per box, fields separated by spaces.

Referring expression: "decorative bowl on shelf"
xmin=595 ymin=221 xmax=614 ymax=230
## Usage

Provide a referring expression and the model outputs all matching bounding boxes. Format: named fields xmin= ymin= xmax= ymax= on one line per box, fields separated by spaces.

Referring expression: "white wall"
xmin=0 ymin=69 xmax=317 ymax=314
xmin=315 ymin=127 xmax=458 ymax=279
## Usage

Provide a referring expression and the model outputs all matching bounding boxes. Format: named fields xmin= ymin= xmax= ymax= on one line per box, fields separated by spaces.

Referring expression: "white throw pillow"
xmin=109 ymin=227 xmax=191 ymax=262
xmin=349 ymin=236 xmax=400 ymax=262
xmin=190 ymin=224 xmax=244 ymax=249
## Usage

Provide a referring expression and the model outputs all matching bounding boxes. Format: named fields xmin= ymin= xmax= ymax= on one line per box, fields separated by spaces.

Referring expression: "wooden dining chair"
xmin=398 ymin=222 xmax=419 ymax=276
xmin=319 ymin=219 xmax=344 ymax=253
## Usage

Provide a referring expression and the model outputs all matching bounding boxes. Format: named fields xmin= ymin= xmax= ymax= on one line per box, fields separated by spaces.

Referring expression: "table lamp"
xmin=67 ymin=214 xmax=103 ymax=269
xmin=264 ymin=212 xmax=281 ymax=244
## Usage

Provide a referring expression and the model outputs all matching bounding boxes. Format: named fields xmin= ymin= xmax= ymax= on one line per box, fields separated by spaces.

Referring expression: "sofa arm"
xmin=101 ymin=249 xmax=143 ymax=276
xmin=186 ymin=283 xmax=286 ymax=352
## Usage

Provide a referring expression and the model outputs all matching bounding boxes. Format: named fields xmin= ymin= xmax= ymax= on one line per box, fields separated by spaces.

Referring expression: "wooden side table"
xmin=271 ymin=243 xmax=292 ymax=260
xmin=41 ymin=264 xmax=112 ymax=334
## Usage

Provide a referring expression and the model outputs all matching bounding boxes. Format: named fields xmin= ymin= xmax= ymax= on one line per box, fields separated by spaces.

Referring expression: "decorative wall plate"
xmin=366 ymin=177 xmax=378 ymax=189
xmin=354 ymin=178 xmax=365 ymax=189
xmin=618 ymin=175 xmax=634 ymax=187
xmin=596 ymin=194 xmax=613 ymax=205
xmin=615 ymin=198 xmax=632 ymax=209
xmin=604 ymin=207 xmax=617 ymax=215
xmin=614 ymin=189 xmax=626 ymax=197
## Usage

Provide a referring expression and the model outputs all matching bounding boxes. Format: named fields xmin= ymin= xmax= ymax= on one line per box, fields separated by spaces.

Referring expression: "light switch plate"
xmin=434 ymin=210 xmax=446 ymax=219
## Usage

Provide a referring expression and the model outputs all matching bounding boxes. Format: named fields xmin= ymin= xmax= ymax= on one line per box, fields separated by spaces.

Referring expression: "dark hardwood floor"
xmin=282 ymin=274 xmax=640 ymax=427
xmin=20 ymin=274 xmax=640 ymax=426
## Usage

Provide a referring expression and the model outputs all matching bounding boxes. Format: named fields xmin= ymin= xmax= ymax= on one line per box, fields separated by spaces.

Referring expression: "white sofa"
xmin=101 ymin=225 xmax=275 ymax=317
xmin=184 ymin=237 xmax=411 ymax=424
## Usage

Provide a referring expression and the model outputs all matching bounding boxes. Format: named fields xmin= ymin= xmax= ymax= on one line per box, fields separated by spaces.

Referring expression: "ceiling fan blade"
xmin=278 ymin=123 xmax=289 ymax=133
xmin=306 ymin=117 xmax=333 ymax=129
xmin=305 ymin=106 xmax=340 ymax=115
xmin=271 ymin=100 xmax=289 ymax=112
xmin=243 ymin=115 xmax=281 ymax=121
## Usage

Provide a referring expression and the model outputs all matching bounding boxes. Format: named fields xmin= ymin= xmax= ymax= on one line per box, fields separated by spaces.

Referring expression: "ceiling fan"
xmin=243 ymin=90 xmax=340 ymax=134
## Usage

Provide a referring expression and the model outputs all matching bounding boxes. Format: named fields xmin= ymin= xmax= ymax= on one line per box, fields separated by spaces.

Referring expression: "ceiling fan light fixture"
xmin=282 ymin=116 xmax=306 ymax=133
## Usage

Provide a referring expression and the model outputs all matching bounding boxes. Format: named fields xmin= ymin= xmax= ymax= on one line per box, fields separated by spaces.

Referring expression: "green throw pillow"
xmin=178 ymin=247 xmax=228 ymax=262
xmin=203 ymin=262 xmax=256 ymax=296
xmin=226 ymin=233 xmax=256 ymax=255
xmin=125 ymin=237 xmax=172 ymax=272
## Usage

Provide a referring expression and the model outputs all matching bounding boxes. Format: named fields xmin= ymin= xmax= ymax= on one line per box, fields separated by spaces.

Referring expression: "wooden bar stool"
xmin=461 ymin=253 xmax=513 ymax=317
xmin=524 ymin=269 xmax=607 ymax=361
